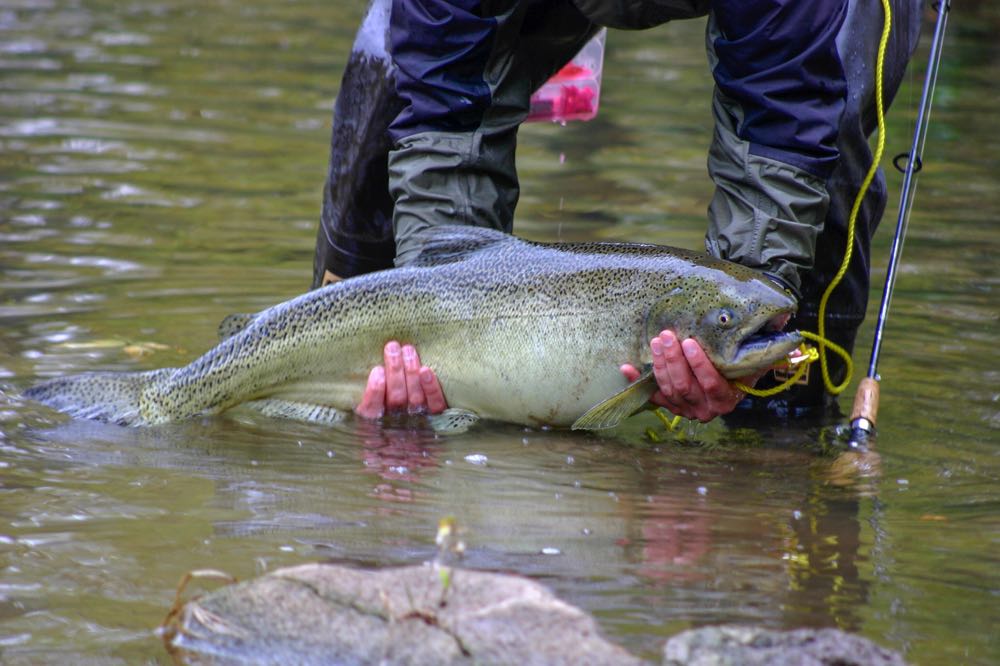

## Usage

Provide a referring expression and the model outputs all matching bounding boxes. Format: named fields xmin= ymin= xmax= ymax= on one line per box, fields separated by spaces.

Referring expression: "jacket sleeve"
xmin=704 ymin=0 xmax=849 ymax=296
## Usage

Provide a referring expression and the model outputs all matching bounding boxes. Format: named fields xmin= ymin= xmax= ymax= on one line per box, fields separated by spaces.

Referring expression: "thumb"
xmin=620 ymin=364 xmax=640 ymax=382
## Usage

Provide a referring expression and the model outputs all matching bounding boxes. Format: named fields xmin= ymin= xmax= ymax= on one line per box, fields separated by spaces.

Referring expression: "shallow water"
xmin=1 ymin=1 xmax=998 ymax=664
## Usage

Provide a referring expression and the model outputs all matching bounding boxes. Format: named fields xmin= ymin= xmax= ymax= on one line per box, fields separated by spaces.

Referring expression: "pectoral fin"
xmin=571 ymin=370 xmax=658 ymax=431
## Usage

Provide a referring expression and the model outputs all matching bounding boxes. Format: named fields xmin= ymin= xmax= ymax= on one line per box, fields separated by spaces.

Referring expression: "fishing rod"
xmin=848 ymin=0 xmax=951 ymax=449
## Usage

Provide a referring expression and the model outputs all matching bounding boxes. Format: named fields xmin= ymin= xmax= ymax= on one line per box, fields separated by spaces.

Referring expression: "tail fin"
xmin=24 ymin=369 xmax=174 ymax=426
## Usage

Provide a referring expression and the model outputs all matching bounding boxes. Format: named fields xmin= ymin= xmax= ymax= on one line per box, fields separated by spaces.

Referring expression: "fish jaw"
xmin=718 ymin=327 xmax=803 ymax=379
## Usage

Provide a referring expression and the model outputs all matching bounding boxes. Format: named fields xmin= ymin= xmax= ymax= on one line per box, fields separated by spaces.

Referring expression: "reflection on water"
xmin=1 ymin=1 xmax=998 ymax=664
xmin=0 ymin=413 xmax=880 ymax=659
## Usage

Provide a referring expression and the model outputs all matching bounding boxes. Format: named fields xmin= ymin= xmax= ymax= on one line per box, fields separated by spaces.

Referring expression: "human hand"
xmin=620 ymin=330 xmax=763 ymax=423
xmin=355 ymin=341 xmax=448 ymax=419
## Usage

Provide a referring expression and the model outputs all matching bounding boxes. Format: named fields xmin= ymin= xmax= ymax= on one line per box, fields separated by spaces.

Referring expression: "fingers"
xmin=682 ymin=338 xmax=744 ymax=420
xmin=647 ymin=331 xmax=744 ymax=423
xmin=356 ymin=341 xmax=448 ymax=419
xmin=419 ymin=366 xmax=448 ymax=414
xmin=401 ymin=344 xmax=426 ymax=412
xmin=383 ymin=341 xmax=408 ymax=410
xmin=649 ymin=331 xmax=704 ymax=420
xmin=682 ymin=339 xmax=729 ymax=401
xmin=404 ymin=344 xmax=448 ymax=414
xmin=621 ymin=361 xmax=674 ymax=414
xmin=355 ymin=366 xmax=386 ymax=420
xmin=619 ymin=364 xmax=640 ymax=383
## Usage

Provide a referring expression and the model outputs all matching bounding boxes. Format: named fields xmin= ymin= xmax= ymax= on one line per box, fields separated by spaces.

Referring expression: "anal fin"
xmin=244 ymin=399 xmax=347 ymax=426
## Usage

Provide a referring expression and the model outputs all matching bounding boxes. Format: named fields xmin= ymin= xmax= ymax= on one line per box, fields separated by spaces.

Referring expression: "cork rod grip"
xmin=850 ymin=377 xmax=881 ymax=425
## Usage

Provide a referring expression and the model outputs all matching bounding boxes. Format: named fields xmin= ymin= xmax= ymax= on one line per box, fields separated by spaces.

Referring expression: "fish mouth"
xmin=721 ymin=313 xmax=803 ymax=379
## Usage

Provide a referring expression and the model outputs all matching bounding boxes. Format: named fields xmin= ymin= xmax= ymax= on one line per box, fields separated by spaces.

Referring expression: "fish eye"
xmin=717 ymin=309 xmax=735 ymax=327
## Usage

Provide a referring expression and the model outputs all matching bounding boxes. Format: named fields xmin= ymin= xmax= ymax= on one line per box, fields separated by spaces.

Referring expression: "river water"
xmin=1 ymin=1 xmax=997 ymax=664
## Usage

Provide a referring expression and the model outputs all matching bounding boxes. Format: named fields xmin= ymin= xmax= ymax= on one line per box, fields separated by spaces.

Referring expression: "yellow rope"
xmin=814 ymin=0 xmax=892 ymax=395
xmin=733 ymin=342 xmax=817 ymax=397
xmin=654 ymin=408 xmax=683 ymax=431
xmin=735 ymin=0 xmax=892 ymax=400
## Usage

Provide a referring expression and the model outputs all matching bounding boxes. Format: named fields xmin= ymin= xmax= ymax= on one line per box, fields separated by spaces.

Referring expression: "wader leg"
xmin=735 ymin=0 xmax=924 ymax=419
xmin=311 ymin=0 xmax=403 ymax=289
xmin=314 ymin=1 xmax=600 ymax=279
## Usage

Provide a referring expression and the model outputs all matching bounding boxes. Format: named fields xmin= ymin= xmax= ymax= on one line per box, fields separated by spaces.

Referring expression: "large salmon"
xmin=24 ymin=226 xmax=801 ymax=430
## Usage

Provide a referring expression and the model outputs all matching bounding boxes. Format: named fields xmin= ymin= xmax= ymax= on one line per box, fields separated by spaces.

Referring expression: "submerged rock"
xmin=163 ymin=562 xmax=643 ymax=666
xmin=663 ymin=625 xmax=908 ymax=666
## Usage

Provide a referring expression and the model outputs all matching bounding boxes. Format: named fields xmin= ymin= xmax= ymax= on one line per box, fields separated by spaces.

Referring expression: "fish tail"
xmin=24 ymin=368 xmax=175 ymax=426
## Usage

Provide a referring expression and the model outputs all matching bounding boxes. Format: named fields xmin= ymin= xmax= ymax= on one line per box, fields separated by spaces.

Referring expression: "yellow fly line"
xmin=736 ymin=0 xmax=892 ymax=399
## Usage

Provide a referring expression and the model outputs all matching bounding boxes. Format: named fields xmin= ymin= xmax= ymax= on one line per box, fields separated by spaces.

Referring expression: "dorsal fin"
xmin=410 ymin=225 xmax=517 ymax=267
xmin=218 ymin=313 xmax=258 ymax=341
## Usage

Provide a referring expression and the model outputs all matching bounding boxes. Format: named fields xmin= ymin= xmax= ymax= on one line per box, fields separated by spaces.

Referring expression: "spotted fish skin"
xmin=24 ymin=227 xmax=800 ymax=428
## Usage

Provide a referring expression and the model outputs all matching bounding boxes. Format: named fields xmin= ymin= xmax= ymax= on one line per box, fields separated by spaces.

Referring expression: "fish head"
xmin=647 ymin=260 xmax=802 ymax=379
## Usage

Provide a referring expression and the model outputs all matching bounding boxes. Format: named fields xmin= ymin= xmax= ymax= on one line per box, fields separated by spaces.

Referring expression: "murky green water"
xmin=1 ymin=1 xmax=997 ymax=664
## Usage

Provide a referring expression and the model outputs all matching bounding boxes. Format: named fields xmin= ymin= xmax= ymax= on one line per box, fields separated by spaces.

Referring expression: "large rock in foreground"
xmin=164 ymin=562 xmax=908 ymax=665
xmin=164 ymin=562 xmax=643 ymax=666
